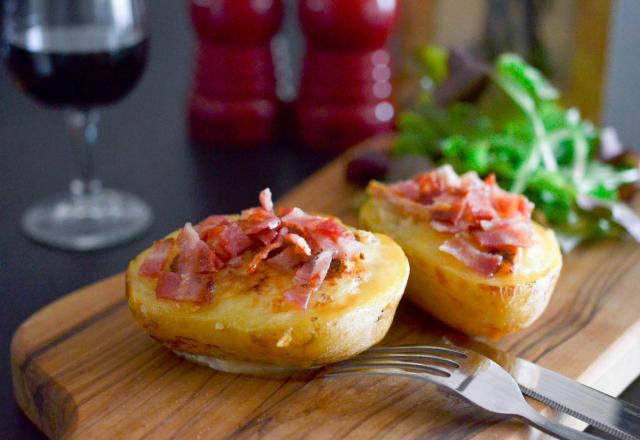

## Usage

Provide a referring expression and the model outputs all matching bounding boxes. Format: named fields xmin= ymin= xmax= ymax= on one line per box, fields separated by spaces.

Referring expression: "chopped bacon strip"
xmin=376 ymin=166 xmax=535 ymax=276
xmin=281 ymin=207 xmax=324 ymax=233
xmin=259 ymin=188 xmax=274 ymax=211
xmin=429 ymin=193 xmax=467 ymax=225
xmin=415 ymin=165 xmax=460 ymax=204
xmin=491 ymin=187 xmax=534 ymax=218
xmin=139 ymin=238 xmax=175 ymax=277
xmin=141 ymin=188 xmax=360 ymax=307
xmin=292 ymin=249 xmax=333 ymax=285
xmin=463 ymin=187 xmax=494 ymax=222
xmin=369 ymin=181 xmax=433 ymax=222
xmin=267 ymin=247 xmax=302 ymax=272
xmin=156 ymin=272 xmax=181 ymax=298
xmin=284 ymin=250 xmax=333 ymax=309
xmin=285 ymin=233 xmax=312 ymax=256
xmin=239 ymin=207 xmax=281 ymax=235
xmin=474 ymin=219 xmax=533 ymax=250
xmin=311 ymin=219 xmax=353 ymax=254
xmin=314 ymin=218 xmax=353 ymax=240
xmin=178 ymin=222 xmax=201 ymax=249
xmin=440 ymin=236 xmax=503 ymax=277
xmin=156 ymin=272 xmax=213 ymax=303
xmin=175 ymin=223 xmax=223 ymax=273
xmin=388 ymin=180 xmax=420 ymax=201
xmin=216 ymin=223 xmax=252 ymax=259
xmin=176 ymin=240 xmax=222 ymax=274
xmin=195 ymin=215 xmax=230 ymax=239
xmin=248 ymin=230 xmax=285 ymax=273
xmin=253 ymin=228 xmax=279 ymax=246
xmin=282 ymin=208 xmax=358 ymax=259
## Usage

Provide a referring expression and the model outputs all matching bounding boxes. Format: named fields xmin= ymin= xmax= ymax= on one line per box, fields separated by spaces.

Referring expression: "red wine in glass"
xmin=6 ymin=25 xmax=149 ymax=107
xmin=3 ymin=0 xmax=152 ymax=251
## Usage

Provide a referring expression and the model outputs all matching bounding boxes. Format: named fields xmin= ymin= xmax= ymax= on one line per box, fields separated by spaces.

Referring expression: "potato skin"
xmin=126 ymin=226 xmax=409 ymax=370
xmin=360 ymin=184 xmax=562 ymax=339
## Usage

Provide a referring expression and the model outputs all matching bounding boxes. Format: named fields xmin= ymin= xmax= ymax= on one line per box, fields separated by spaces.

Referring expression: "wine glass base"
xmin=22 ymin=189 xmax=153 ymax=251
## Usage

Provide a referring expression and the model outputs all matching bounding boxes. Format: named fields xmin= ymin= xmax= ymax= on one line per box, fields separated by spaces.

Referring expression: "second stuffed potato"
xmin=360 ymin=166 xmax=562 ymax=339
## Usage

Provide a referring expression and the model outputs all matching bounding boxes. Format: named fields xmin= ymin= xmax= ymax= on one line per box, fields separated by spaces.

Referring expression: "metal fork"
xmin=324 ymin=345 xmax=601 ymax=440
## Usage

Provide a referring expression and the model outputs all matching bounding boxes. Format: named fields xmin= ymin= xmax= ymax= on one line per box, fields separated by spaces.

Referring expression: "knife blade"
xmin=445 ymin=335 xmax=640 ymax=440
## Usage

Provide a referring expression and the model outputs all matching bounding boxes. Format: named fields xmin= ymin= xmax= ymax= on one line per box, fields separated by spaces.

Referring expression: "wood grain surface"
xmin=11 ymin=135 xmax=640 ymax=439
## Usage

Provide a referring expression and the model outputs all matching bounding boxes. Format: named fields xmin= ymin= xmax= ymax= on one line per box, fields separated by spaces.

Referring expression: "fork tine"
xmin=367 ymin=345 xmax=468 ymax=359
xmin=353 ymin=353 xmax=461 ymax=369
xmin=328 ymin=360 xmax=451 ymax=378
xmin=324 ymin=369 xmax=425 ymax=381
xmin=325 ymin=345 xmax=602 ymax=440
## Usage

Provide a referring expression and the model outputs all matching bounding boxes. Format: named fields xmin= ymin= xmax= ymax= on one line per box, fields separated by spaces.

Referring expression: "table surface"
xmin=0 ymin=2 xmax=638 ymax=439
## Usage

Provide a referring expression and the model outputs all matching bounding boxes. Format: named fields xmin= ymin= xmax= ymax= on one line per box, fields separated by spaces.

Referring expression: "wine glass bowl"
xmin=3 ymin=0 xmax=152 ymax=250
xmin=5 ymin=26 xmax=148 ymax=107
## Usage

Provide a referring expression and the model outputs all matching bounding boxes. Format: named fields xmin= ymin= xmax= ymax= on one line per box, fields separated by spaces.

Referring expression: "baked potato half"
xmin=360 ymin=176 xmax=562 ymax=340
xmin=127 ymin=209 xmax=409 ymax=375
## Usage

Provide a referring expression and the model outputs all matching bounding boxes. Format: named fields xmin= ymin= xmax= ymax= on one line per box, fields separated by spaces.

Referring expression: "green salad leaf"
xmin=392 ymin=50 xmax=640 ymax=250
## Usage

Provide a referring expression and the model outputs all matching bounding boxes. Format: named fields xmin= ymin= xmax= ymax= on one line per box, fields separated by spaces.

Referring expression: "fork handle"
xmin=516 ymin=407 xmax=602 ymax=440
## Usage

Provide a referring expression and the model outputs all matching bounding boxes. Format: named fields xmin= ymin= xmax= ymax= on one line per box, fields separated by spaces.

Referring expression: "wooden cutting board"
xmin=12 ymin=135 xmax=640 ymax=439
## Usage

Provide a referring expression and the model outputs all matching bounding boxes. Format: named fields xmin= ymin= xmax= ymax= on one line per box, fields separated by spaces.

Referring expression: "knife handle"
xmin=517 ymin=407 xmax=601 ymax=440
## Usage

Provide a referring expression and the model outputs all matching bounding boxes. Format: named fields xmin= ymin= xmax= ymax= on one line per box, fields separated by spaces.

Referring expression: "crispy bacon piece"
xmin=429 ymin=193 xmax=468 ymax=225
xmin=259 ymin=188 xmax=274 ymax=211
xmin=267 ymin=247 xmax=302 ymax=272
xmin=314 ymin=217 xmax=353 ymax=240
xmin=388 ymin=180 xmax=420 ymax=201
xmin=280 ymin=207 xmax=324 ymax=233
xmin=473 ymin=219 xmax=533 ymax=250
xmin=196 ymin=215 xmax=230 ymax=240
xmin=239 ymin=207 xmax=281 ymax=235
xmin=178 ymin=222 xmax=201 ymax=249
xmin=156 ymin=272 xmax=213 ymax=303
xmin=285 ymin=233 xmax=312 ymax=256
xmin=253 ymin=228 xmax=279 ymax=246
xmin=215 ymin=223 xmax=252 ymax=260
xmin=144 ymin=188 xmax=360 ymax=307
xmin=416 ymin=165 xmax=460 ymax=203
xmin=282 ymin=208 xmax=358 ymax=259
xmin=463 ymin=187 xmax=494 ymax=223
xmin=370 ymin=182 xmax=433 ymax=222
xmin=312 ymin=219 xmax=355 ymax=257
xmin=139 ymin=238 xmax=175 ymax=277
xmin=491 ymin=187 xmax=534 ymax=218
xmin=283 ymin=250 xmax=333 ymax=309
xmin=248 ymin=230 xmax=285 ymax=273
xmin=176 ymin=240 xmax=222 ymax=273
xmin=379 ymin=166 xmax=535 ymax=276
xmin=440 ymin=236 xmax=503 ymax=277
xmin=175 ymin=223 xmax=223 ymax=273
xmin=156 ymin=272 xmax=181 ymax=298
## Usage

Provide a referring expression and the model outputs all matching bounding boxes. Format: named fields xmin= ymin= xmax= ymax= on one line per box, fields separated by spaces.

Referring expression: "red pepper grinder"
xmin=189 ymin=0 xmax=283 ymax=147
xmin=296 ymin=0 xmax=397 ymax=151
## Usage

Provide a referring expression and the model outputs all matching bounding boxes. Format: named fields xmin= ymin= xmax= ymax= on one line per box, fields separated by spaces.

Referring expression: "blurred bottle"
xmin=295 ymin=0 xmax=397 ymax=151
xmin=189 ymin=0 xmax=283 ymax=147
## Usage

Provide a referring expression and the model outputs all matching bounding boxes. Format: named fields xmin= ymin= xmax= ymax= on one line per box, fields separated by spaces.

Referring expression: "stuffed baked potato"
xmin=360 ymin=166 xmax=562 ymax=339
xmin=127 ymin=189 xmax=409 ymax=375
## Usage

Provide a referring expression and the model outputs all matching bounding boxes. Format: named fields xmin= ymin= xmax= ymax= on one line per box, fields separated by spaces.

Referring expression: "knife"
xmin=445 ymin=335 xmax=640 ymax=440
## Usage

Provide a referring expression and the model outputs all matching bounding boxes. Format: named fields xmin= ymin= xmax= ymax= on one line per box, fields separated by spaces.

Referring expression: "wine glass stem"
xmin=65 ymin=108 xmax=102 ymax=197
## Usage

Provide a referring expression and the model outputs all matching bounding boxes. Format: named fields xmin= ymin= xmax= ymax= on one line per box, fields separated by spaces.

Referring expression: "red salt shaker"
xmin=189 ymin=0 xmax=283 ymax=147
xmin=296 ymin=0 xmax=397 ymax=151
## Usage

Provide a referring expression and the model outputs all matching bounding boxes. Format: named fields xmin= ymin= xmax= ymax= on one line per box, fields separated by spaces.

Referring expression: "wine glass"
xmin=3 ymin=0 xmax=152 ymax=250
